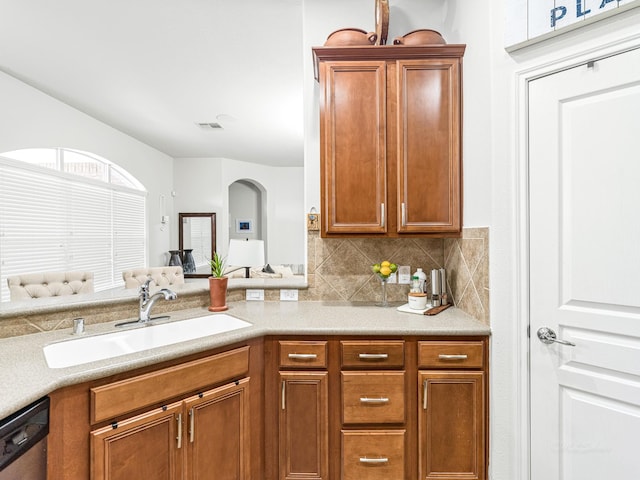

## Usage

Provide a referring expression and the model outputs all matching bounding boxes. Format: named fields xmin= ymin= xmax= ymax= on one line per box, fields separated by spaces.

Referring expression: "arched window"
xmin=0 ymin=148 xmax=147 ymax=301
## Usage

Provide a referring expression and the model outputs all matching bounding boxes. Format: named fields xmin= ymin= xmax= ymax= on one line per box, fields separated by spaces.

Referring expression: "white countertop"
xmin=0 ymin=300 xmax=489 ymax=419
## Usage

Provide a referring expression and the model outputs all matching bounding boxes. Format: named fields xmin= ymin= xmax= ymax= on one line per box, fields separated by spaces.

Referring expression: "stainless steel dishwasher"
xmin=0 ymin=397 xmax=49 ymax=480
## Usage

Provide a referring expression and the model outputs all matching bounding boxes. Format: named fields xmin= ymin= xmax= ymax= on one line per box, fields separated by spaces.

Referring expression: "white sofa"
xmin=7 ymin=271 xmax=94 ymax=300
xmin=122 ymin=266 xmax=185 ymax=289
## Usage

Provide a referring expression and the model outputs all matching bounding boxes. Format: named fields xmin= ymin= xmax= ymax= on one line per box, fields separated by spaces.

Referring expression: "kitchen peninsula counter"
xmin=0 ymin=300 xmax=489 ymax=419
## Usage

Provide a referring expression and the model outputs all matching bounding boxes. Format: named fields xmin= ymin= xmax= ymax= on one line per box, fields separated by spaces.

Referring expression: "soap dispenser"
xmin=413 ymin=268 xmax=427 ymax=293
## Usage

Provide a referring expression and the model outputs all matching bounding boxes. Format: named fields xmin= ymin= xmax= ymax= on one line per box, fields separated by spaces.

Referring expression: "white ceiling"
xmin=0 ymin=0 xmax=305 ymax=167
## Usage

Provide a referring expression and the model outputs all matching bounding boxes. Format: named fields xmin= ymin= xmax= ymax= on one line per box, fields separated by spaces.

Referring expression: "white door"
xmin=529 ymin=47 xmax=640 ymax=480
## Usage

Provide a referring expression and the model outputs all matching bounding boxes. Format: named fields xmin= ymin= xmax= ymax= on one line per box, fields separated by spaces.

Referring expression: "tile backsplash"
xmin=300 ymin=227 xmax=489 ymax=325
xmin=0 ymin=228 xmax=490 ymax=339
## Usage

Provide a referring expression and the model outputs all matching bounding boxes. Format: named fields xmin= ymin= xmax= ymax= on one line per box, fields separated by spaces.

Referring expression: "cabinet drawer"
xmin=342 ymin=372 xmax=405 ymax=424
xmin=341 ymin=340 xmax=404 ymax=368
xmin=342 ymin=430 xmax=405 ymax=480
xmin=279 ymin=340 xmax=327 ymax=368
xmin=91 ymin=346 xmax=249 ymax=424
xmin=418 ymin=341 xmax=484 ymax=368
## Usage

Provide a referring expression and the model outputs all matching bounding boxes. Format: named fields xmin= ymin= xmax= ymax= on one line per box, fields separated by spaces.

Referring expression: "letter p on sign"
xmin=550 ymin=6 xmax=567 ymax=27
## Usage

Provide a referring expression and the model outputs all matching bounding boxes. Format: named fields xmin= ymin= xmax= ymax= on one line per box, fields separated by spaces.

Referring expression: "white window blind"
xmin=0 ymin=157 xmax=146 ymax=302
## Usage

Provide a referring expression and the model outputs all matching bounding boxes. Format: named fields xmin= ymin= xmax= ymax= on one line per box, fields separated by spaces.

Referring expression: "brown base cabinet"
xmin=47 ymin=342 xmax=261 ymax=480
xmin=47 ymin=335 xmax=487 ymax=480
xmin=418 ymin=372 xmax=485 ymax=480
xmin=341 ymin=430 xmax=406 ymax=480
xmin=185 ymin=379 xmax=250 ymax=480
xmin=90 ymin=379 xmax=250 ymax=480
xmin=91 ymin=401 xmax=183 ymax=480
xmin=279 ymin=372 xmax=329 ymax=480
xmin=276 ymin=340 xmax=329 ymax=480
xmin=266 ymin=336 xmax=488 ymax=480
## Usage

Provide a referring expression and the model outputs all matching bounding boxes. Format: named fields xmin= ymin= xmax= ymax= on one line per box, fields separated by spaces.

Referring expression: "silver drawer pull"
xmin=189 ymin=408 xmax=195 ymax=443
xmin=358 ymin=353 xmax=389 ymax=360
xmin=288 ymin=353 xmax=318 ymax=359
xmin=438 ymin=354 xmax=468 ymax=360
xmin=360 ymin=397 xmax=389 ymax=404
xmin=176 ymin=413 xmax=182 ymax=449
xmin=359 ymin=457 xmax=389 ymax=464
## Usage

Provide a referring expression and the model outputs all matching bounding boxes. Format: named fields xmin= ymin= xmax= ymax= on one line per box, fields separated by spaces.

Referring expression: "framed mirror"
xmin=178 ymin=212 xmax=216 ymax=278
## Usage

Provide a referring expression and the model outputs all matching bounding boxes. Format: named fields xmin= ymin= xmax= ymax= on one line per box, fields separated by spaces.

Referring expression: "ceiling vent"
xmin=196 ymin=122 xmax=223 ymax=130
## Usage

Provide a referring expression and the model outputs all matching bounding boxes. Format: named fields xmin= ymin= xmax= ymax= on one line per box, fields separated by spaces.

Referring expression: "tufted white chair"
xmin=122 ymin=266 xmax=185 ymax=289
xmin=7 ymin=271 xmax=94 ymax=301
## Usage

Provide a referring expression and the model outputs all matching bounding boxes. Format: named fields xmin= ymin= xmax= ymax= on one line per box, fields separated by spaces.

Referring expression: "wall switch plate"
xmin=306 ymin=213 xmax=320 ymax=231
xmin=386 ymin=272 xmax=397 ymax=284
xmin=246 ymin=289 xmax=264 ymax=301
xmin=398 ymin=266 xmax=411 ymax=284
xmin=280 ymin=289 xmax=299 ymax=301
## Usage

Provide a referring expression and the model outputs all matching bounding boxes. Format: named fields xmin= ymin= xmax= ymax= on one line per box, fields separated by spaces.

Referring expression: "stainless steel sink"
xmin=43 ymin=314 xmax=251 ymax=368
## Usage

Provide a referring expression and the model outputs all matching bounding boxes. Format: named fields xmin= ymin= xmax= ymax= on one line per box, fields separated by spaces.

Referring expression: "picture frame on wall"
xmin=235 ymin=219 xmax=253 ymax=233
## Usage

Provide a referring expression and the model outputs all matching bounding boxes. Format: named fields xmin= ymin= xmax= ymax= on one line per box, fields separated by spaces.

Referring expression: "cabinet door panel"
xmin=321 ymin=61 xmax=387 ymax=234
xmin=91 ymin=402 xmax=183 ymax=480
xmin=418 ymin=371 xmax=485 ymax=480
xmin=279 ymin=372 xmax=329 ymax=480
xmin=397 ymin=59 xmax=461 ymax=233
xmin=184 ymin=378 xmax=250 ymax=480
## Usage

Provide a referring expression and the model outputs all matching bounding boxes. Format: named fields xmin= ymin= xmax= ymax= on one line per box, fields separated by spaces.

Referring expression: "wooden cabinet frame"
xmin=314 ymin=45 xmax=466 ymax=238
xmin=265 ymin=335 xmax=488 ymax=480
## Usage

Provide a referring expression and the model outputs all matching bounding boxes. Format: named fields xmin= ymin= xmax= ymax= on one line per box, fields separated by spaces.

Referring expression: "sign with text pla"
xmin=505 ymin=0 xmax=640 ymax=50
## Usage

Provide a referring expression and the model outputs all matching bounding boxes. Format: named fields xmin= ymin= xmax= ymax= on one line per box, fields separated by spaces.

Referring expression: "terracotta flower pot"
xmin=208 ymin=276 xmax=228 ymax=312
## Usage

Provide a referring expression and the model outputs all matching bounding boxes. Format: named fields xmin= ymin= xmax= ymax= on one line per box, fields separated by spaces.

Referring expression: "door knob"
xmin=536 ymin=327 xmax=576 ymax=346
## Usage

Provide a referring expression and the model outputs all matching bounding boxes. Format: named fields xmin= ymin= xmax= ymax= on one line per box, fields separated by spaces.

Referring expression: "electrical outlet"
xmin=398 ymin=266 xmax=411 ymax=284
xmin=246 ymin=289 xmax=264 ymax=301
xmin=280 ymin=289 xmax=299 ymax=301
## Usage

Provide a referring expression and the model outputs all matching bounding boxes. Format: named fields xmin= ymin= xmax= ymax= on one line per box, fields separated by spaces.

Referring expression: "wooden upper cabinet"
xmin=314 ymin=45 xmax=465 ymax=237
xmin=319 ymin=60 xmax=387 ymax=234
xmin=396 ymin=58 xmax=461 ymax=233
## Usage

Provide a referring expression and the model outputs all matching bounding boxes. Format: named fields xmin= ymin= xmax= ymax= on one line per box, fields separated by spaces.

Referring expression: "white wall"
xmin=0 ymin=71 xmax=175 ymax=267
xmin=229 ymin=181 xmax=262 ymax=241
xmin=173 ymin=157 xmax=304 ymax=265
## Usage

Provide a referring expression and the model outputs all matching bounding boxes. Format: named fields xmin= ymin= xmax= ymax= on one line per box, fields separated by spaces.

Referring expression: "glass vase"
xmin=168 ymin=250 xmax=182 ymax=267
xmin=378 ymin=277 xmax=389 ymax=307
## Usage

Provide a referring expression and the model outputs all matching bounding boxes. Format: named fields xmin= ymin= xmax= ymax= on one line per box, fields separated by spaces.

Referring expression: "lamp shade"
xmin=227 ymin=239 xmax=265 ymax=268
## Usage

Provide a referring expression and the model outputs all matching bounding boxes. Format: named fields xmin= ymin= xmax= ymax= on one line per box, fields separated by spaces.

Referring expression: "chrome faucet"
xmin=138 ymin=278 xmax=177 ymax=322
xmin=116 ymin=278 xmax=177 ymax=327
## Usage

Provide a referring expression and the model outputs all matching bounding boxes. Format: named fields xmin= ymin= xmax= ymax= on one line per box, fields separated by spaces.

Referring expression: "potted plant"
xmin=208 ymin=251 xmax=228 ymax=312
